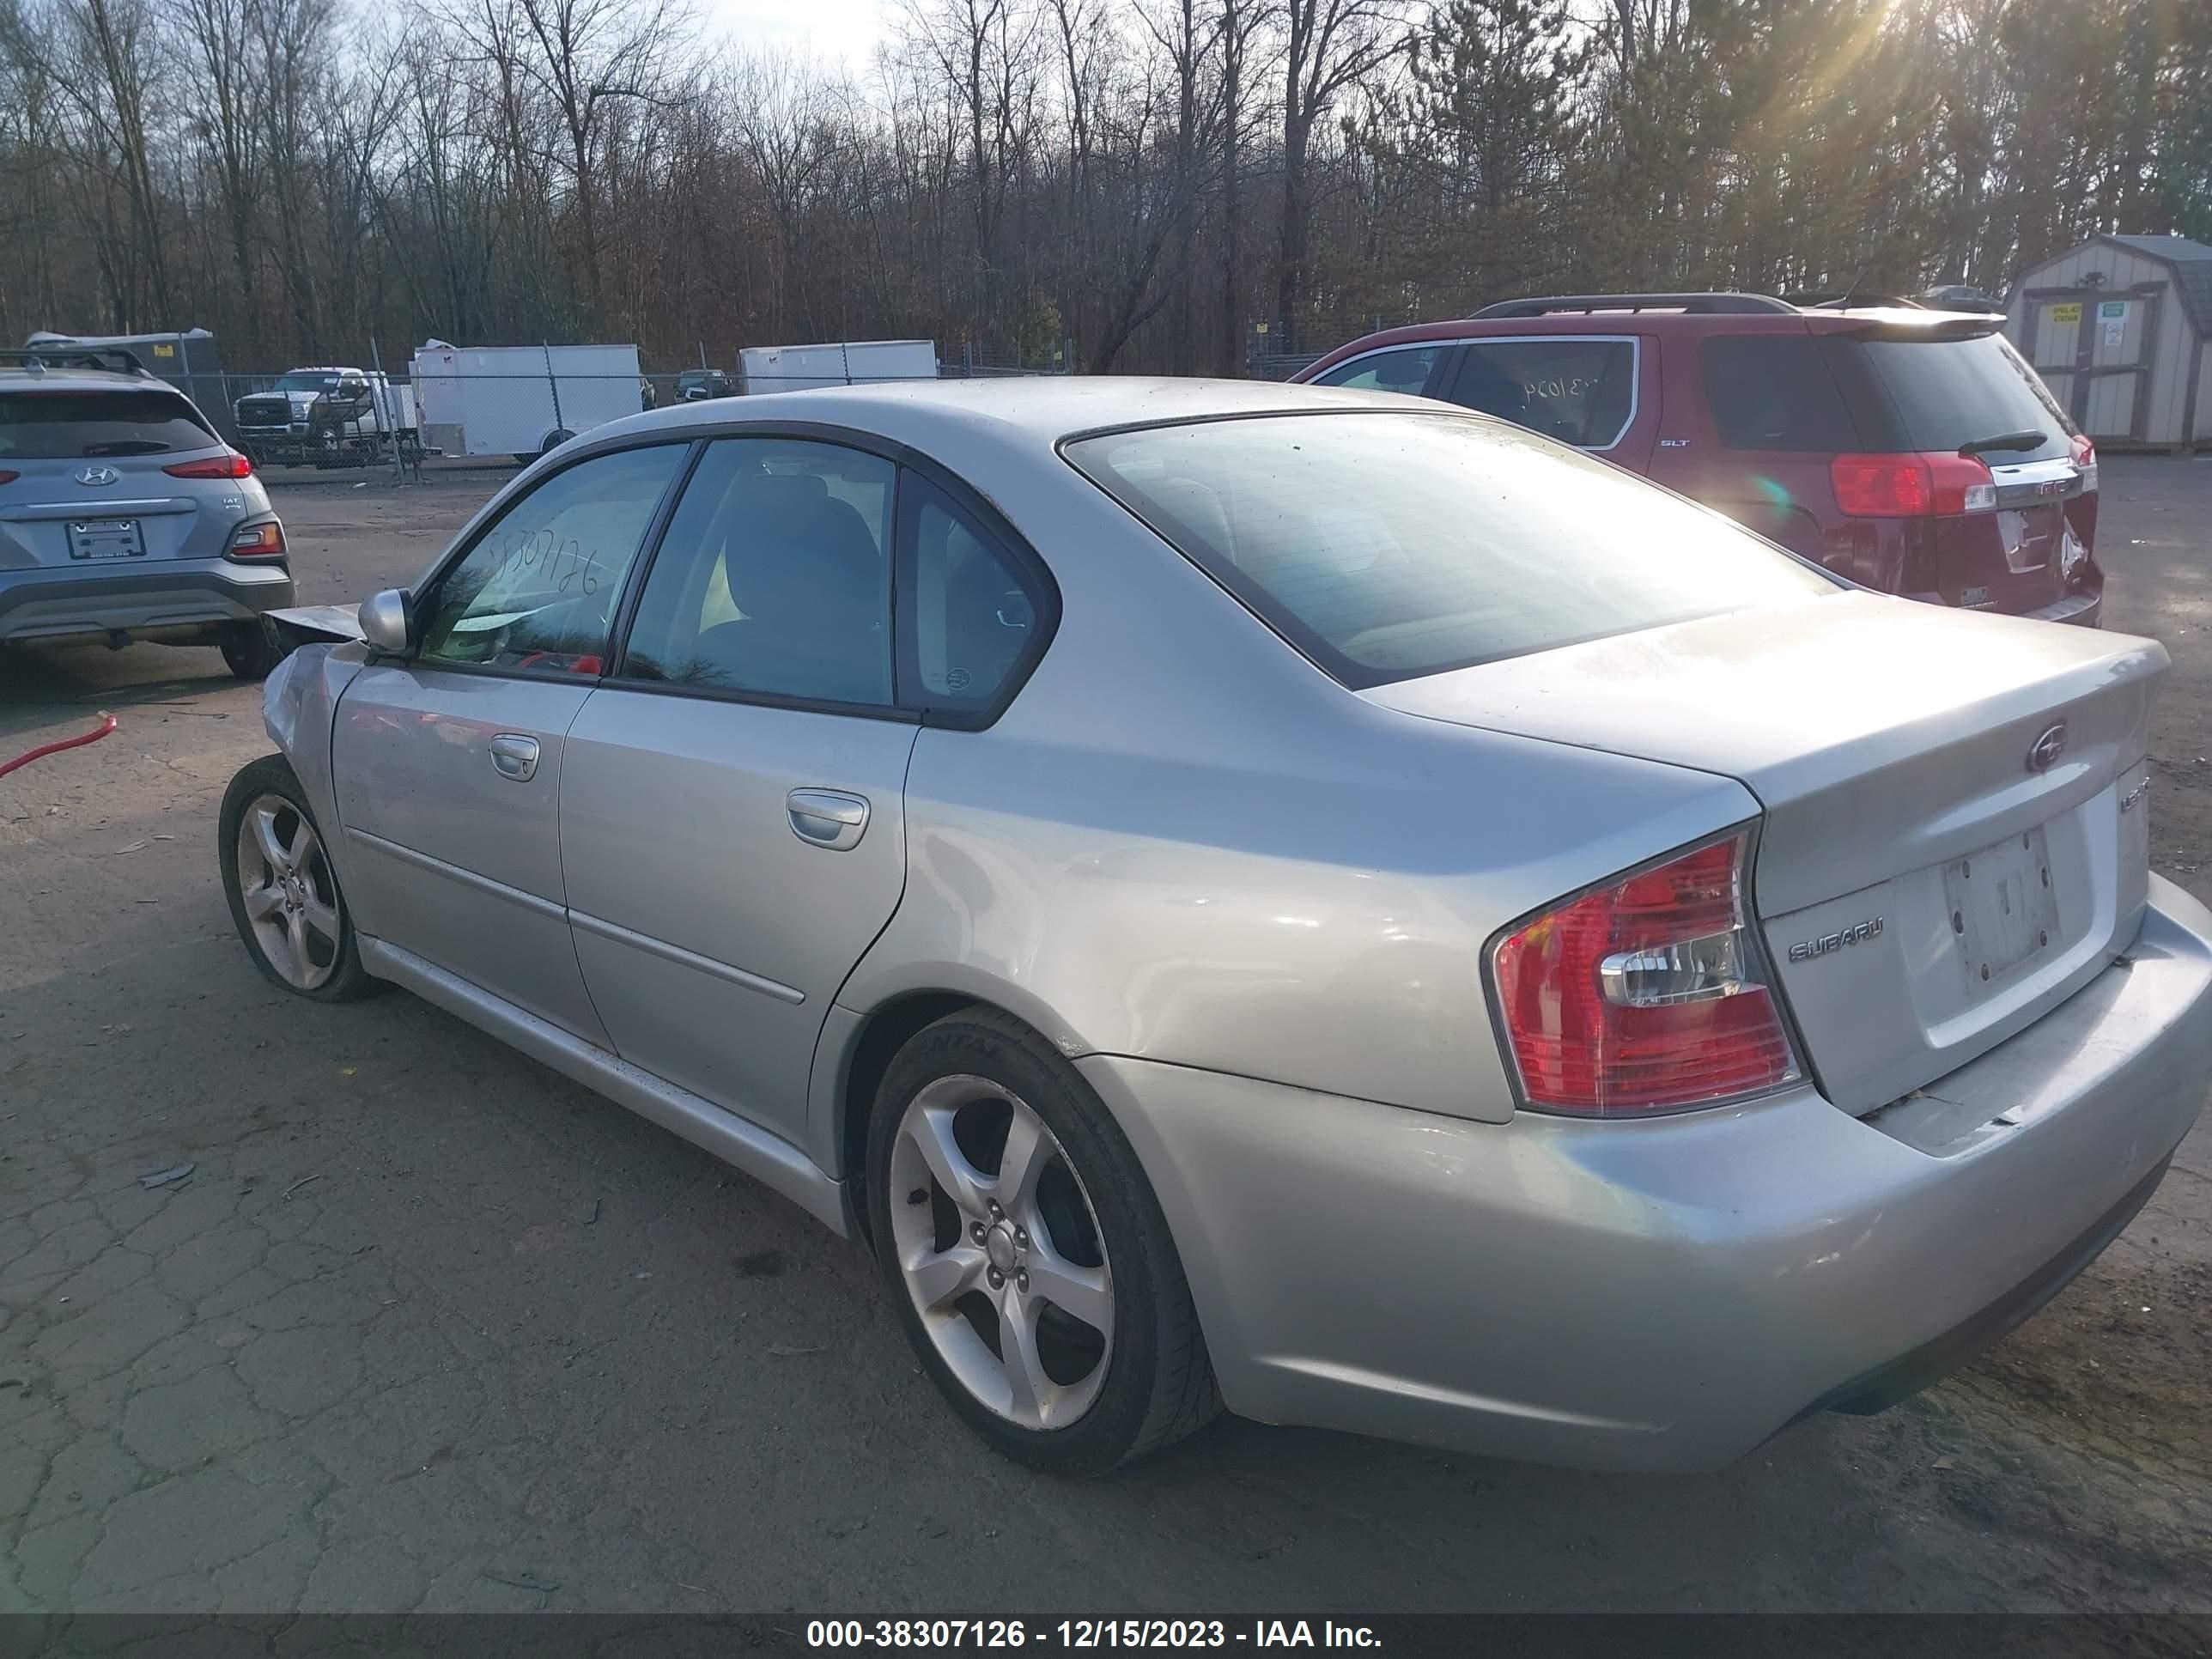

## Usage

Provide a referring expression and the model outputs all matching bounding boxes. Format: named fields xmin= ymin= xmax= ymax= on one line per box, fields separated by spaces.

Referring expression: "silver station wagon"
xmin=222 ymin=379 xmax=2212 ymax=1474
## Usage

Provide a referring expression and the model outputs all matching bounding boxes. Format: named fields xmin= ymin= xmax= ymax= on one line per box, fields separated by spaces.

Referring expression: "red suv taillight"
xmin=165 ymin=451 xmax=254 ymax=479
xmin=2069 ymin=434 xmax=2098 ymax=494
xmin=1489 ymin=830 xmax=1800 ymax=1116
xmin=1831 ymin=452 xmax=1995 ymax=518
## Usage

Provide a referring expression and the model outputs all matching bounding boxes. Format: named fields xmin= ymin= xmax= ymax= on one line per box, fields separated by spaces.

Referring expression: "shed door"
xmin=2028 ymin=289 xmax=2159 ymax=442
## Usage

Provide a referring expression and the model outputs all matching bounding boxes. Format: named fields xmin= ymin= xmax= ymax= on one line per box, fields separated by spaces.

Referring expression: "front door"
xmin=331 ymin=441 xmax=692 ymax=1040
xmin=557 ymin=435 xmax=917 ymax=1145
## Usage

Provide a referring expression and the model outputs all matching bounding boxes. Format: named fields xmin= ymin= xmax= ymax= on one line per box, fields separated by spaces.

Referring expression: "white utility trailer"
xmin=738 ymin=340 xmax=939 ymax=394
xmin=410 ymin=342 xmax=643 ymax=461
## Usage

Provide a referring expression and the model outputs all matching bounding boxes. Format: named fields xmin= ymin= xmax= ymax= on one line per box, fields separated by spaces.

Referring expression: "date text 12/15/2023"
xmin=805 ymin=1620 xmax=1382 ymax=1649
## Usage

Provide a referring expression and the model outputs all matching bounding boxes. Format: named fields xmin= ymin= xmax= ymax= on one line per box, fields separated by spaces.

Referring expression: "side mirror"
xmin=360 ymin=588 xmax=412 ymax=654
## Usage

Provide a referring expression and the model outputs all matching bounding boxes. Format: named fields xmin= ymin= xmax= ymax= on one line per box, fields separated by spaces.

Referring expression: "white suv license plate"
xmin=69 ymin=520 xmax=146 ymax=561
xmin=1944 ymin=826 xmax=2060 ymax=990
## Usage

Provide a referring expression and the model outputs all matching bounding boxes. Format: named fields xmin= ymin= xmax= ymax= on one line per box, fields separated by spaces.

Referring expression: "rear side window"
xmin=0 ymin=390 xmax=216 ymax=459
xmin=1065 ymin=411 xmax=1836 ymax=689
xmin=1844 ymin=332 xmax=2074 ymax=463
xmin=1444 ymin=338 xmax=1638 ymax=448
xmin=1309 ymin=346 xmax=1441 ymax=395
xmin=1702 ymin=336 xmax=1858 ymax=451
xmin=896 ymin=472 xmax=1042 ymax=715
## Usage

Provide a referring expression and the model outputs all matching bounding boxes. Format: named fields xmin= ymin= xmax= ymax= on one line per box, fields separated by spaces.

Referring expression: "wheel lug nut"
xmin=988 ymin=1267 xmax=1005 ymax=1289
xmin=1016 ymin=1269 xmax=1029 ymax=1292
xmin=1014 ymin=1226 xmax=1029 ymax=1249
xmin=987 ymin=1200 xmax=1002 ymax=1219
xmin=969 ymin=1221 xmax=987 ymax=1243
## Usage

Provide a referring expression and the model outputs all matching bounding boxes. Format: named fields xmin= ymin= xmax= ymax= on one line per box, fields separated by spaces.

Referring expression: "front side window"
xmin=415 ymin=442 xmax=686 ymax=672
xmin=620 ymin=437 xmax=895 ymax=708
xmin=1445 ymin=338 xmax=1638 ymax=448
xmin=1310 ymin=346 xmax=1441 ymax=397
xmin=1065 ymin=411 xmax=1837 ymax=688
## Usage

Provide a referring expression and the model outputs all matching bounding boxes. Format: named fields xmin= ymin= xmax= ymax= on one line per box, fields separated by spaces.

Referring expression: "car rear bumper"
xmin=2022 ymin=586 xmax=2102 ymax=628
xmin=0 ymin=560 xmax=295 ymax=644
xmin=1081 ymin=872 xmax=2212 ymax=1472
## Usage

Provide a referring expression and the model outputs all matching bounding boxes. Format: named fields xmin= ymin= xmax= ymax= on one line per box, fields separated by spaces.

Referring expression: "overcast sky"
xmin=704 ymin=0 xmax=892 ymax=69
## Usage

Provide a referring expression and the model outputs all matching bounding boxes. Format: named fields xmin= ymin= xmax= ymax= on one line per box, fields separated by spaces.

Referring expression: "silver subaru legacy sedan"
xmin=222 ymin=378 xmax=2212 ymax=1475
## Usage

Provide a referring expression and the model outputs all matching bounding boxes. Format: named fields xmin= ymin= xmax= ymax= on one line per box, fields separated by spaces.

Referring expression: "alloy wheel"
xmin=888 ymin=1074 xmax=1115 ymax=1431
xmin=234 ymin=794 xmax=343 ymax=991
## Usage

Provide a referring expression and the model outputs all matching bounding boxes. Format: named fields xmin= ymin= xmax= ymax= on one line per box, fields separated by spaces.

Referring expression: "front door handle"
xmin=787 ymin=788 xmax=869 ymax=851
xmin=489 ymin=733 xmax=540 ymax=781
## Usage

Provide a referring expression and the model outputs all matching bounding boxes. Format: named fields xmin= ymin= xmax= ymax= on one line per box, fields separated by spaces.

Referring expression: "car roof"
xmin=1298 ymin=301 xmax=2001 ymax=374
xmin=0 ymin=367 xmax=173 ymax=394
xmin=581 ymin=375 xmax=1413 ymax=450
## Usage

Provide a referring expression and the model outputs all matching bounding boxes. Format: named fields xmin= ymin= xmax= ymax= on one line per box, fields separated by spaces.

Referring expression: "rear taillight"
xmin=0 ymin=470 xmax=16 ymax=486
xmin=2070 ymin=434 xmax=2098 ymax=494
xmin=227 ymin=521 xmax=286 ymax=560
xmin=1489 ymin=830 xmax=1800 ymax=1116
xmin=165 ymin=451 xmax=254 ymax=479
xmin=1831 ymin=452 xmax=1995 ymax=518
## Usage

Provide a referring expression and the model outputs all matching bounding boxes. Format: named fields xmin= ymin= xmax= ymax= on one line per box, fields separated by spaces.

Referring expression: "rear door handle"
xmin=787 ymin=788 xmax=869 ymax=851
xmin=489 ymin=733 xmax=540 ymax=781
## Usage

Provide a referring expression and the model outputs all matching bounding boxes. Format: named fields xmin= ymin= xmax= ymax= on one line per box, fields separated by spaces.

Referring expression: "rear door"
xmin=0 ymin=385 xmax=238 ymax=570
xmin=558 ymin=434 xmax=918 ymax=1146
xmin=330 ymin=440 xmax=691 ymax=1040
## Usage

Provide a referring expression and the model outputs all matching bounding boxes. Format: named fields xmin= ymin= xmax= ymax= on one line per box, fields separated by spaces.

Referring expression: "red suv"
xmin=1294 ymin=293 xmax=2102 ymax=625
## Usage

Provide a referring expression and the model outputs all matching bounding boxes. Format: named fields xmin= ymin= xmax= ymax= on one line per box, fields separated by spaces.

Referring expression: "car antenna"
xmin=1840 ymin=263 xmax=1872 ymax=308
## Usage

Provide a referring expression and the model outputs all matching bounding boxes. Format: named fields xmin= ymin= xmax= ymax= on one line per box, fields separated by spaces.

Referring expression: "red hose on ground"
xmin=0 ymin=713 xmax=118 ymax=780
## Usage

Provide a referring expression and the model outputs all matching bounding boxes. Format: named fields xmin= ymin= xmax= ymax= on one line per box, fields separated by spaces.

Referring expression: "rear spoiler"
xmin=0 ymin=346 xmax=150 ymax=375
xmin=1829 ymin=313 xmax=2007 ymax=343
xmin=265 ymin=604 xmax=365 ymax=648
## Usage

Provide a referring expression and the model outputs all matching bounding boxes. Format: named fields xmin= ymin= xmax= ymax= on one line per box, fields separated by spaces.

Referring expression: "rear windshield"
xmin=272 ymin=373 xmax=341 ymax=394
xmin=0 ymin=390 xmax=216 ymax=459
xmin=1703 ymin=329 xmax=2074 ymax=463
xmin=1850 ymin=332 xmax=2074 ymax=463
xmin=1064 ymin=411 xmax=1838 ymax=688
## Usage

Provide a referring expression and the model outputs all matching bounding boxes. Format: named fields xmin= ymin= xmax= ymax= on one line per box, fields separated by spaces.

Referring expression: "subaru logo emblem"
xmin=75 ymin=465 xmax=119 ymax=487
xmin=2027 ymin=721 xmax=2069 ymax=774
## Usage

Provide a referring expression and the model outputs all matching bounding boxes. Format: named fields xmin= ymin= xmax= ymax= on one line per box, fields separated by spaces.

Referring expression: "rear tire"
xmin=218 ymin=755 xmax=380 ymax=1002
xmin=221 ymin=619 xmax=288 ymax=680
xmin=866 ymin=1009 xmax=1221 ymax=1474
xmin=538 ymin=429 xmax=574 ymax=457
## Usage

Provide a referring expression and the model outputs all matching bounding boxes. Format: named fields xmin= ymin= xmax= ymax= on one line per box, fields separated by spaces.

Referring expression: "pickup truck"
xmin=235 ymin=368 xmax=416 ymax=469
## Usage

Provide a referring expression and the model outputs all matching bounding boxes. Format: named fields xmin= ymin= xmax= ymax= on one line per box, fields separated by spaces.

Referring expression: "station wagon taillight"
xmin=1831 ymin=452 xmax=1996 ymax=518
xmin=165 ymin=451 xmax=254 ymax=479
xmin=1489 ymin=830 xmax=1800 ymax=1115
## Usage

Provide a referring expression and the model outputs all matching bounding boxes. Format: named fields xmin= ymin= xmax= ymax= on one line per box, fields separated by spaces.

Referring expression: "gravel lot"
xmin=2 ymin=454 xmax=2209 ymax=1615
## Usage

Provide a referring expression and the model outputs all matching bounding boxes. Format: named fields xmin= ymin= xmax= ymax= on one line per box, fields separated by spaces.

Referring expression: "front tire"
xmin=866 ymin=1009 xmax=1220 ymax=1474
xmin=218 ymin=756 xmax=380 ymax=1001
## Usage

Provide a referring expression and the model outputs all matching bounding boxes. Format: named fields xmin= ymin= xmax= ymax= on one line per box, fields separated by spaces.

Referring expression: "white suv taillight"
xmin=1488 ymin=829 xmax=1801 ymax=1115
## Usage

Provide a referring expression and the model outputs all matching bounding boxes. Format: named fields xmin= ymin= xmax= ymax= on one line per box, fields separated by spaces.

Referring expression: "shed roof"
xmin=2098 ymin=234 xmax=2212 ymax=337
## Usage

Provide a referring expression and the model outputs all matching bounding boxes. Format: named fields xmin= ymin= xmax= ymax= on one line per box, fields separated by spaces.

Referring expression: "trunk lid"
xmin=0 ymin=385 xmax=229 ymax=568
xmin=1368 ymin=592 xmax=2161 ymax=1113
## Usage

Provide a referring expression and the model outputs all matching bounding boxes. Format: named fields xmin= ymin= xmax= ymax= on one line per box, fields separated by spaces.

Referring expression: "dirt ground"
xmin=1 ymin=455 xmax=2208 ymax=1614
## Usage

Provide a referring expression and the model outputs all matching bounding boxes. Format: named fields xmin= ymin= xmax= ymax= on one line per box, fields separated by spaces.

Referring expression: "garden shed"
xmin=2005 ymin=233 xmax=2212 ymax=451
